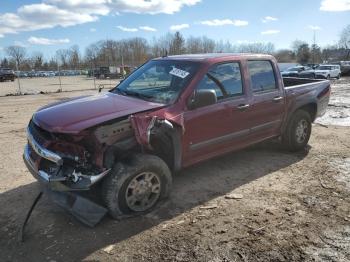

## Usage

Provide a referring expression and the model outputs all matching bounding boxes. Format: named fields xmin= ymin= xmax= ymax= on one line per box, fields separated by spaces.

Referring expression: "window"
xmin=196 ymin=62 xmax=243 ymax=100
xmin=247 ymin=60 xmax=277 ymax=92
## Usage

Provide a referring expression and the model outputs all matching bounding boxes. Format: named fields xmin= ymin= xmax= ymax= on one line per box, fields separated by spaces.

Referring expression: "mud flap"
xmin=46 ymin=189 xmax=107 ymax=227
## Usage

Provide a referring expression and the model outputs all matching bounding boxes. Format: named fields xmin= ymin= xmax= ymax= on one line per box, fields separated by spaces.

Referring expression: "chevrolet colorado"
xmin=23 ymin=53 xmax=330 ymax=224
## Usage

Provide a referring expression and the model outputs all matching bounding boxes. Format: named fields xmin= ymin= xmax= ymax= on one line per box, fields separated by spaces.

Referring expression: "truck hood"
xmin=32 ymin=92 xmax=165 ymax=134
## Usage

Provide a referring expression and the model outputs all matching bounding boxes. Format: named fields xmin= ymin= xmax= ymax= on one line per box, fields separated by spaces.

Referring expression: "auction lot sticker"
xmin=169 ymin=68 xmax=190 ymax=78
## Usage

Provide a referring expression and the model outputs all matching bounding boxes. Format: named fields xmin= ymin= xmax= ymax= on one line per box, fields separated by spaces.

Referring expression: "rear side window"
xmin=247 ymin=60 xmax=277 ymax=92
xmin=196 ymin=62 xmax=243 ymax=100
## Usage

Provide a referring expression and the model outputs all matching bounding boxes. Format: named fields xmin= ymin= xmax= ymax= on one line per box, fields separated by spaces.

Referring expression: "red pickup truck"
xmin=23 ymin=53 xmax=330 ymax=224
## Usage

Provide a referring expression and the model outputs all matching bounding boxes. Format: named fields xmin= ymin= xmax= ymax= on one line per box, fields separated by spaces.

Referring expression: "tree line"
xmin=1 ymin=24 xmax=350 ymax=71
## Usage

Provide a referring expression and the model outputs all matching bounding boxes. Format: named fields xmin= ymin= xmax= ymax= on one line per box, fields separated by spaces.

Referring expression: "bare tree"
xmin=31 ymin=51 xmax=44 ymax=70
xmin=169 ymin=32 xmax=186 ymax=55
xmin=55 ymin=49 xmax=70 ymax=69
xmin=6 ymin=45 xmax=26 ymax=70
xmin=69 ymin=45 xmax=80 ymax=69
xmin=85 ymin=43 xmax=100 ymax=67
xmin=339 ymin=24 xmax=350 ymax=59
xmin=274 ymin=49 xmax=295 ymax=62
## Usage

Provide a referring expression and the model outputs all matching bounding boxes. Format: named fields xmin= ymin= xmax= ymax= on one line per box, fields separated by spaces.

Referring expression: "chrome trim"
xmin=24 ymin=144 xmax=37 ymax=172
xmin=26 ymin=127 xmax=63 ymax=165
xmin=38 ymin=170 xmax=50 ymax=181
xmin=89 ymin=169 xmax=111 ymax=184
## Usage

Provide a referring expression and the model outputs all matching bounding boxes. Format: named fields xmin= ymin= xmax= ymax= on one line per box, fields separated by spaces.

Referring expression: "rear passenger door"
xmin=183 ymin=62 xmax=251 ymax=166
xmin=247 ymin=60 xmax=285 ymax=139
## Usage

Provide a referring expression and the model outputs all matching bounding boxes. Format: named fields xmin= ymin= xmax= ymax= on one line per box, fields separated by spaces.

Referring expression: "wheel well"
xmin=298 ymin=103 xmax=317 ymax=122
xmin=149 ymin=122 xmax=182 ymax=172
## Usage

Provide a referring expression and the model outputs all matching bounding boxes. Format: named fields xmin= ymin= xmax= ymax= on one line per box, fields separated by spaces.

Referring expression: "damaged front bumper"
xmin=23 ymin=128 xmax=110 ymax=227
xmin=23 ymin=127 xmax=110 ymax=191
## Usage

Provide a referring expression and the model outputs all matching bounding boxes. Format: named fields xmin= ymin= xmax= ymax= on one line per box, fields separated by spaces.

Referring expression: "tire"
xmin=337 ymin=74 xmax=341 ymax=80
xmin=282 ymin=110 xmax=312 ymax=152
xmin=326 ymin=75 xmax=330 ymax=80
xmin=101 ymin=154 xmax=172 ymax=219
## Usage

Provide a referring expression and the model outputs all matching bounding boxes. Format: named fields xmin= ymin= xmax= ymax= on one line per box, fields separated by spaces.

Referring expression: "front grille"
xmin=28 ymin=120 xmax=52 ymax=145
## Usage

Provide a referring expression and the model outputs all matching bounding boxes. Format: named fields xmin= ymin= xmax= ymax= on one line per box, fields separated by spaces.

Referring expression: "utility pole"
xmin=312 ymin=30 xmax=316 ymax=64
xmin=16 ymin=61 xmax=21 ymax=94
xmin=57 ymin=60 xmax=62 ymax=92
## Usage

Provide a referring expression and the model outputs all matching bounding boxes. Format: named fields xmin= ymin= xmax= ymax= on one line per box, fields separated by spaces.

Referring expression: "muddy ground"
xmin=0 ymin=78 xmax=349 ymax=262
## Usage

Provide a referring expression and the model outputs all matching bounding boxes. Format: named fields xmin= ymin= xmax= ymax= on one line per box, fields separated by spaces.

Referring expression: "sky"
xmin=0 ymin=0 xmax=350 ymax=58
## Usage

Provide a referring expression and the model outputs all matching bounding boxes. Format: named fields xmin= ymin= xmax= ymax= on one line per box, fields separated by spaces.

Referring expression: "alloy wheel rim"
xmin=125 ymin=172 xmax=161 ymax=212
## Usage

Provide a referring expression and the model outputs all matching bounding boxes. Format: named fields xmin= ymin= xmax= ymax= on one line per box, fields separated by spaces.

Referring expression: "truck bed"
xmin=283 ymin=77 xmax=331 ymax=120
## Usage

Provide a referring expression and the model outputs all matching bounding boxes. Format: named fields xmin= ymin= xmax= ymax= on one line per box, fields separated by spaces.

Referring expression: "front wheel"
xmin=101 ymin=154 xmax=172 ymax=219
xmin=337 ymin=74 xmax=341 ymax=79
xmin=282 ymin=110 xmax=312 ymax=152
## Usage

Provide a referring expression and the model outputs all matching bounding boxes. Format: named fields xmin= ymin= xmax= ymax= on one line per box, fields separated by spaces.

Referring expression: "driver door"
xmin=182 ymin=62 xmax=251 ymax=167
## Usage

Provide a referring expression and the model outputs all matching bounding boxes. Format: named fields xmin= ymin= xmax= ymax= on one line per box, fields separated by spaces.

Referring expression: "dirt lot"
xmin=0 ymin=78 xmax=349 ymax=261
xmin=0 ymin=76 xmax=120 ymax=96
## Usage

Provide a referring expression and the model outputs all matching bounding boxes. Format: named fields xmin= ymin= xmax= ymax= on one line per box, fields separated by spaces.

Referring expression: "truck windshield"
xmin=111 ymin=60 xmax=200 ymax=104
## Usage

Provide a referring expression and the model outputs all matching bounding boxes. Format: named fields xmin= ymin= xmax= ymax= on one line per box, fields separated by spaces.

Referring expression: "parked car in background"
xmin=340 ymin=61 xmax=350 ymax=75
xmin=0 ymin=68 xmax=16 ymax=82
xmin=314 ymin=65 xmax=341 ymax=79
xmin=281 ymin=66 xmax=310 ymax=77
xmin=298 ymin=66 xmax=317 ymax=79
xmin=305 ymin=63 xmax=319 ymax=69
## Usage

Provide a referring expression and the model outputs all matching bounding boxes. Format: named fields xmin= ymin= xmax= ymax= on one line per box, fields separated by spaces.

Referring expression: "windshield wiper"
xmin=114 ymin=88 xmax=128 ymax=96
xmin=124 ymin=90 xmax=153 ymax=100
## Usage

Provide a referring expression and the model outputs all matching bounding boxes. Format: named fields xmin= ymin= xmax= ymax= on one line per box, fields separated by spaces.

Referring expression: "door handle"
xmin=273 ymin=96 xmax=283 ymax=102
xmin=237 ymin=104 xmax=250 ymax=110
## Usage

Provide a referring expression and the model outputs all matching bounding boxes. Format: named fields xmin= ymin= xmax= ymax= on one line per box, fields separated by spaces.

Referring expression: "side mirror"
xmin=188 ymin=89 xmax=217 ymax=110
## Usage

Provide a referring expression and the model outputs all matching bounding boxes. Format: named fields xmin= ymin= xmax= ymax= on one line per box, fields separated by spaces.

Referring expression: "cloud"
xmin=0 ymin=0 xmax=201 ymax=37
xmin=0 ymin=34 xmax=3 ymax=38
xmin=139 ymin=26 xmax=157 ymax=32
xmin=261 ymin=30 xmax=280 ymax=35
xmin=200 ymin=19 xmax=248 ymax=26
xmin=308 ymin=25 xmax=321 ymax=30
xmin=117 ymin=25 xmax=138 ymax=32
xmin=108 ymin=0 xmax=201 ymax=14
xmin=0 ymin=3 xmax=97 ymax=37
xmin=90 ymin=28 xmax=97 ymax=32
xmin=14 ymin=41 xmax=27 ymax=47
xmin=320 ymin=0 xmax=350 ymax=11
xmin=170 ymin=23 xmax=189 ymax=31
xmin=236 ymin=40 xmax=253 ymax=44
xmin=28 ymin=36 xmax=70 ymax=45
xmin=262 ymin=16 xmax=278 ymax=23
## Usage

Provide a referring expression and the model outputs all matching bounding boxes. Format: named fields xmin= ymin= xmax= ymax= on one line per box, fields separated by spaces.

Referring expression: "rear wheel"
xmin=326 ymin=75 xmax=330 ymax=80
xmin=282 ymin=110 xmax=312 ymax=152
xmin=102 ymin=154 xmax=172 ymax=219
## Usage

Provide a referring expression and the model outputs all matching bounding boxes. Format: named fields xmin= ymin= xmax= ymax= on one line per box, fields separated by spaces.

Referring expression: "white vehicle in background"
xmin=315 ymin=65 xmax=341 ymax=79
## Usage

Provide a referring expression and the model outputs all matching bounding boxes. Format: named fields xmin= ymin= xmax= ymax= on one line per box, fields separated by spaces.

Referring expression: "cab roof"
xmin=153 ymin=53 xmax=274 ymax=63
